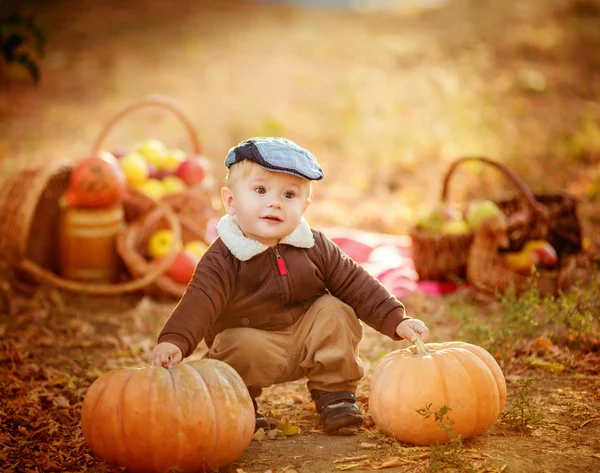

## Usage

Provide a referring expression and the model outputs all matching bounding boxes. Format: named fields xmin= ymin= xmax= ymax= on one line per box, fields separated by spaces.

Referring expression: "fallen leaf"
xmin=334 ymin=463 xmax=360 ymax=471
xmin=580 ymin=418 xmax=598 ymax=428
xmin=359 ymin=442 xmax=378 ymax=449
xmin=274 ymin=419 xmax=300 ymax=436
xmin=266 ymin=429 xmax=283 ymax=440
xmin=290 ymin=394 xmax=305 ymax=404
xmin=252 ymin=428 xmax=266 ymax=441
xmin=336 ymin=426 xmax=359 ymax=435
xmin=365 ymin=456 xmax=416 ymax=469
xmin=334 ymin=455 xmax=370 ymax=463
xmin=52 ymin=395 xmax=71 ymax=408
xmin=528 ymin=358 xmax=565 ymax=373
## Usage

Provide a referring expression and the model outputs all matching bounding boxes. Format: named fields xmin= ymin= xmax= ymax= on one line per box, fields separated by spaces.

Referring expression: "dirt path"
xmin=1 ymin=0 xmax=600 ymax=472
xmin=1 ymin=290 xmax=599 ymax=472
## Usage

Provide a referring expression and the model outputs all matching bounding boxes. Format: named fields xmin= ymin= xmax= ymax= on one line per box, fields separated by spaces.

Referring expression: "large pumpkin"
xmin=369 ymin=337 xmax=506 ymax=446
xmin=81 ymin=359 xmax=254 ymax=473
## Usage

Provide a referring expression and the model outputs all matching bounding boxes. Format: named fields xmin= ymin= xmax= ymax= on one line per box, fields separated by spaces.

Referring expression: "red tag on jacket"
xmin=277 ymin=256 xmax=287 ymax=276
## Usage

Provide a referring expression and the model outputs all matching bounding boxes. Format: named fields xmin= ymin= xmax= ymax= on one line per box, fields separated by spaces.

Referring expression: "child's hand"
xmin=396 ymin=319 xmax=429 ymax=343
xmin=151 ymin=342 xmax=183 ymax=368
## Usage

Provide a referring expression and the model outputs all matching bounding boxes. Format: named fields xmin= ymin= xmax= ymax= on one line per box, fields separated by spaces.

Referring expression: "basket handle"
xmin=91 ymin=95 xmax=201 ymax=155
xmin=440 ymin=156 xmax=548 ymax=219
xmin=19 ymin=201 xmax=183 ymax=295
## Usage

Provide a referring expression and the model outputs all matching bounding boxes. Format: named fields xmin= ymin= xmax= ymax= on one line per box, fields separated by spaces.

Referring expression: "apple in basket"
xmin=161 ymin=176 xmax=188 ymax=196
xmin=440 ymin=219 xmax=471 ymax=235
xmin=184 ymin=240 xmax=209 ymax=259
xmin=523 ymin=240 xmax=558 ymax=267
xmin=156 ymin=251 xmax=200 ymax=285
xmin=148 ymin=229 xmax=182 ymax=260
xmin=137 ymin=139 xmax=169 ymax=169
xmin=137 ymin=179 xmax=164 ymax=200
xmin=466 ymin=200 xmax=504 ymax=230
xmin=120 ymin=152 xmax=150 ymax=186
xmin=160 ymin=148 xmax=187 ymax=172
xmin=418 ymin=204 xmax=463 ymax=233
xmin=503 ymin=249 xmax=539 ymax=274
xmin=175 ymin=156 xmax=211 ymax=186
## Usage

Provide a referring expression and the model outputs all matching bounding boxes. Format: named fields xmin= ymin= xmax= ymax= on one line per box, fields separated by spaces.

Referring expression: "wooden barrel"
xmin=58 ymin=204 xmax=125 ymax=283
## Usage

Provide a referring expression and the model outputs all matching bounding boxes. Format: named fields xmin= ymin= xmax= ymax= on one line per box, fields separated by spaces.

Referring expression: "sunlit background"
xmin=1 ymin=0 xmax=599 ymax=234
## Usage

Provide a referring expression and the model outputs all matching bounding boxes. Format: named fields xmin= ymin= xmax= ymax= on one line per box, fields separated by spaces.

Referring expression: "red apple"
xmin=523 ymin=240 xmax=558 ymax=267
xmin=156 ymin=250 xmax=199 ymax=285
xmin=175 ymin=156 xmax=210 ymax=186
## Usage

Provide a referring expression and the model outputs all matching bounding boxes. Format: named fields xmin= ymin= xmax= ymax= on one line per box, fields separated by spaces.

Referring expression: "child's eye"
xmin=284 ymin=191 xmax=296 ymax=199
xmin=254 ymin=187 xmax=266 ymax=195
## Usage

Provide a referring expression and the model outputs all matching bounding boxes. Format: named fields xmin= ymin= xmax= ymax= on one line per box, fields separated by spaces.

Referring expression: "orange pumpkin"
xmin=63 ymin=151 xmax=127 ymax=208
xmin=81 ymin=359 xmax=254 ymax=473
xmin=369 ymin=337 xmax=506 ymax=445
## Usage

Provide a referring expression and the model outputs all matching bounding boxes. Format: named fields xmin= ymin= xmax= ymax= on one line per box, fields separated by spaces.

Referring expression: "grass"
xmin=501 ymin=378 xmax=544 ymax=430
xmin=416 ymin=404 xmax=486 ymax=473
xmin=447 ymin=277 xmax=600 ymax=366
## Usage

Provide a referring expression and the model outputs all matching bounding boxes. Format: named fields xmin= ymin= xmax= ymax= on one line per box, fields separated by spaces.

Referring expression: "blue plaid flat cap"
xmin=224 ymin=137 xmax=324 ymax=181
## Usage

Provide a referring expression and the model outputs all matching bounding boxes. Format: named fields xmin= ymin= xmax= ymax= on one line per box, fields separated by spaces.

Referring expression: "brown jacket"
xmin=158 ymin=216 xmax=408 ymax=357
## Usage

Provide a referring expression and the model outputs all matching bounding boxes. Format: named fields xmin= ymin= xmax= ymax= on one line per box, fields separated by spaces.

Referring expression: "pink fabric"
xmin=323 ymin=227 xmax=459 ymax=298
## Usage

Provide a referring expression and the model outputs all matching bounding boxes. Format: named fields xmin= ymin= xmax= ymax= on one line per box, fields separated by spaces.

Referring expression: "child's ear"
xmin=302 ymin=197 xmax=311 ymax=214
xmin=221 ymin=186 xmax=236 ymax=216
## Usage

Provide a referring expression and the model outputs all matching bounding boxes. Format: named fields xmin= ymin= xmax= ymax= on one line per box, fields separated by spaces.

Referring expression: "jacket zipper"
xmin=274 ymin=246 xmax=287 ymax=276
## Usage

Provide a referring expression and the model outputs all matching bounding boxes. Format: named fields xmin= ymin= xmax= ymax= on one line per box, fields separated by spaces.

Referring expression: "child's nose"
xmin=268 ymin=196 xmax=283 ymax=208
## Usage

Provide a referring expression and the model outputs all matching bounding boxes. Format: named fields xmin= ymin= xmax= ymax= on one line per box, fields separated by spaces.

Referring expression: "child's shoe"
xmin=253 ymin=398 xmax=271 ymax=432
xmin=311 ymin=390 xmax=364 ymax=433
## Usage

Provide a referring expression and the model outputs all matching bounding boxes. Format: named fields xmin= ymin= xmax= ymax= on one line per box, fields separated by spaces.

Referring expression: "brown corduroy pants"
xmin=207 ymin=295 xmax=364 ymax=397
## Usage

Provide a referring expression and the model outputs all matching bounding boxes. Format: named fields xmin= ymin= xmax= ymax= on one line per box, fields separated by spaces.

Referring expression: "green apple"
xmin=120 ymin=152 xmax=150 ymax=186
xmin=147 ymin=229 xmax=182 ymax=260
xmin=137 ymin=139 xmax=168 ymax=168
xmin=160 ymin=148 xmax=187 ymax=171
xmin=184 ymin=240 xmax=209 ymax=259
xmin=161 ymin=175 xmax=188 ymax=195
xmin=418 ymin=204 xmax=463 ymax=233
xmin=136 ymin=178 xmax=164 ymax=200
xmin=466 ymin=200 xmax=504 ymax=230
xmin=440 ymin=219 xmax=471 ymax=235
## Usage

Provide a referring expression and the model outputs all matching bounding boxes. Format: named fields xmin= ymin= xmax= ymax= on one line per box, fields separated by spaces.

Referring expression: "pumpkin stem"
xmin=414 ymin=333 xmax=431 ymax=356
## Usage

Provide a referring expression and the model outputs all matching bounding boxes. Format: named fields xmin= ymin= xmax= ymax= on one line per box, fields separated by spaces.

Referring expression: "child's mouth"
xmin=262 ymin=216 xmax=282 ymax=222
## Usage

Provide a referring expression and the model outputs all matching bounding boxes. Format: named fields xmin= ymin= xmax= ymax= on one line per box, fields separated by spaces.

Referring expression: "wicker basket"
xmin=495 ymin=193 xmax=582 ymax=255
xmin=0 ymin=161 xmax=181 ymax=295
xmin=410 ymin=156 xmax=546 ymax=281
xmin=92 ymin=95 xmax=218 ymax=229
xmin=466 ymin=212 xmax=591 ymax=296
xmin=117 ymin=206 xmax=211 ymax=300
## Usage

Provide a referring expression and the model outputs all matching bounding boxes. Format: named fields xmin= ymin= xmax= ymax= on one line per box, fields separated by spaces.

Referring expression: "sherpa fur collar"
xmin=216 ymin=214 xmax=315 ymax=261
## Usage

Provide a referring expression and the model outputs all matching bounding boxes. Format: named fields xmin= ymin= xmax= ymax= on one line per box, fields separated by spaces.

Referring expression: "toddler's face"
xmin=222 ymin=163 xmax=311 ymax=247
